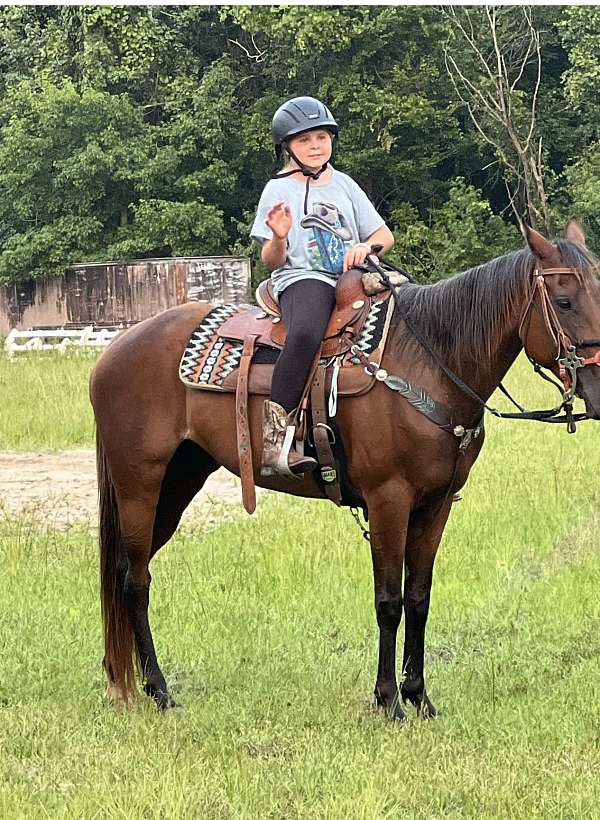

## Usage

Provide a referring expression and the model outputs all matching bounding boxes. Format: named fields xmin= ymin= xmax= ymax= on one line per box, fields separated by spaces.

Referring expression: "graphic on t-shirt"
xmin=300 ymin=203 xmax=353 ymax=274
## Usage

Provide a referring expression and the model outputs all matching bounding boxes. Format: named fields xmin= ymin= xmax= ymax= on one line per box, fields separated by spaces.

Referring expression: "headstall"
xmin=519 ymin=266 xmax=600 ymax=404
xmin=361 ymin=255 xmax=600 ymax=437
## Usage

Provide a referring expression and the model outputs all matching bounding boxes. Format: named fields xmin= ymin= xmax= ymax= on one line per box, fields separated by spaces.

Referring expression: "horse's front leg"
xmin=366 ymin=483 xmax=411 ymax=721
xmin=400 ymin=499 xmax=453 ymax=718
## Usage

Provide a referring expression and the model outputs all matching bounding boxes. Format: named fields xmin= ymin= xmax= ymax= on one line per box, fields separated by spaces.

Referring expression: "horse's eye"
xmin=556 ymin=297 xmax=572 ymax=311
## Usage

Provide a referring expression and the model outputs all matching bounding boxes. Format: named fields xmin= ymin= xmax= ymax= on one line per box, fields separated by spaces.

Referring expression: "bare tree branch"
xmin=443 ymin=7 xmax=496 ymax=85
xmin=443 ymin=5 xmax=552 ymax=234
xmin=227 ymin=36 xmax=266 ymax=64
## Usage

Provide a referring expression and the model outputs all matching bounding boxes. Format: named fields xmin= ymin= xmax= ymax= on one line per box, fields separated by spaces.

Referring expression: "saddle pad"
xmin=179 ymin=303 xmax=250 ymax=388
xmin=179 ymin=296 xmax=394 ymax=395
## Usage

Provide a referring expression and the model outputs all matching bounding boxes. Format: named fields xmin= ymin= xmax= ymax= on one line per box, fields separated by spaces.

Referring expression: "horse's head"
xmin=521 ymin=221 xmax=600 ymax=419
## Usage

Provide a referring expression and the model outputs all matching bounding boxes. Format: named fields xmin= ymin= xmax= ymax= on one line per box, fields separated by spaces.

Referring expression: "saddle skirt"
xmin=179 ymin=270 xmax=395 ymax=398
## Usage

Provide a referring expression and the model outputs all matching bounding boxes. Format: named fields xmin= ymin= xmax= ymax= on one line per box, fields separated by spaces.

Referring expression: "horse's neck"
xmin=432 ymin=279 xmax=526 ymax=415
xmin=472 ymin=325 xmax=523 ymax=401
xmin=391 ymin=259 xmax=533 ymax=419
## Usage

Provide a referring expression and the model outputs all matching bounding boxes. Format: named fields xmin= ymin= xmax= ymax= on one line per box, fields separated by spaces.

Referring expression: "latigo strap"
xmin=310 ymin=364 xmax=342 ymax=506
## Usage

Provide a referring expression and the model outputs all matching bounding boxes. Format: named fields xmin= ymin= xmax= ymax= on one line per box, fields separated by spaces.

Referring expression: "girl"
xmin=251 ymin=96 xmax=395 ymax=477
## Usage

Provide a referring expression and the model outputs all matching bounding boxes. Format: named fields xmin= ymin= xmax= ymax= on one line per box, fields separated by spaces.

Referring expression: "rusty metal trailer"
xmin=0 ymin=256 xmax=251 ymax=337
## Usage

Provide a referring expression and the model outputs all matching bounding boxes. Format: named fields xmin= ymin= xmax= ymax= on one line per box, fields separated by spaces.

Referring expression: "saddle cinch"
xmin=179 ymin=269 xmax=398 ymax=513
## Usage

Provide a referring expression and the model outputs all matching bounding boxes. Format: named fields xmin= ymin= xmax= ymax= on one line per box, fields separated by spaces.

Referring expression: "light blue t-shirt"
xmin=250 ymin=168 xmax=385 ymax=296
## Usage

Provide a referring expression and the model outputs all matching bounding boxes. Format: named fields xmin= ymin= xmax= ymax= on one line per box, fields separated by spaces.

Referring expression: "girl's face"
xmin=287 ymin=129 xmax=333 ymax=170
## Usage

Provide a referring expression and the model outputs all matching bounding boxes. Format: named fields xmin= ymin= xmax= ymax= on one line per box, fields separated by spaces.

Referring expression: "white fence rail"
xmin=4 ymin=326 xmax=121 ymax=357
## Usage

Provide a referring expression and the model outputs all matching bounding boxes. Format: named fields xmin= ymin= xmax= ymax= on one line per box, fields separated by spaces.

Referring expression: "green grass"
xmin=0 ymin=354 xmax=599 ymax=817
xmin=0 ymin=349 xmax=97 ymax=449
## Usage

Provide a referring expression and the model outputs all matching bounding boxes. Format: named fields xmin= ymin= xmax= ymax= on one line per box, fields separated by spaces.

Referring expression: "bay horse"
xmin=90 ymin=223 xmax=600 ymax=718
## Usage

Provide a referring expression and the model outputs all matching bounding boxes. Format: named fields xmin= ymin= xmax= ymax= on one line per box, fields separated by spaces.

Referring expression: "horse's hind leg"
xmin=117 ymin=487 xmax=176 ymax=709
xmin=151 ymin=440 xmax=219 ymax=557
xmin=125 ymin=442 xmax=219 ymax=709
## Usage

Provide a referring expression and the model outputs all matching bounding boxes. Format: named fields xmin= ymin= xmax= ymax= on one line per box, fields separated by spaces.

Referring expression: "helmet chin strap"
xmin=271 ymin=144 xmax=330 ymax=215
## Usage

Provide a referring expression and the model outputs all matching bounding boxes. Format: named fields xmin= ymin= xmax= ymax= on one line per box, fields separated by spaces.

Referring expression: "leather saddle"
xmin=217 ymin=268 xmax=389 ymax=359
xmin=213 ymin=268 xmax=394 ymax=515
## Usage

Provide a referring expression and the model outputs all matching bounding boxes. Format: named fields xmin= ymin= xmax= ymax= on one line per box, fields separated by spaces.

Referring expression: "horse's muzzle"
xmin=576 ymin=367 xmax=600 ymax=419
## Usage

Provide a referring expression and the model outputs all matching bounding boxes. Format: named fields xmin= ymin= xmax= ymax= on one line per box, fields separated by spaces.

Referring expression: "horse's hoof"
xmin=418 ymin=697 xmax=438 ymax=719
xmin=143 ymin=682 xmax=178 ymax=711
xmin=402 ymin=691 xmax=438 ymax=719
xmin=374 ymin=692 xmax=407 ymax=722
xmin=154 ymin=692 xmax=179 ymax=711
xmin=389 ymin=702 xmax=408 ymax=722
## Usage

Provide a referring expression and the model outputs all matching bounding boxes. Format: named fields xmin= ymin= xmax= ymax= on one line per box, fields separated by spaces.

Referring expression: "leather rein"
xmin=369 ymin=255 xmax=600 ymax=435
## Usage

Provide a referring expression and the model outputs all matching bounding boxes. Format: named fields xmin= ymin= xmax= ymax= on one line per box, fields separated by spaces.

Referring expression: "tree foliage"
xmin=0 ymin=5 xmax=598 ymax=285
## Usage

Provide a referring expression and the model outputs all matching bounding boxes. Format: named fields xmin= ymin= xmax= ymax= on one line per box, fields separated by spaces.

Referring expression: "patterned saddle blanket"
xmin=179 ymin=294 xmax=394 ymax=398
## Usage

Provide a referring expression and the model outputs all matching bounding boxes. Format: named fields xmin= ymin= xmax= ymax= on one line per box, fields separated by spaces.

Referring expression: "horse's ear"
xmin=523 ymin=224 xmax=559 ymax=263
xmin=565 ymin=219 xmax=586 ymax=246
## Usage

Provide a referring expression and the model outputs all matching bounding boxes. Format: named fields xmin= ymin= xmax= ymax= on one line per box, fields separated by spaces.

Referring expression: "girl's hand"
xmin=266 ymin=201 xmax=292 ymax=240
xmin=343 ymin=242 xmax=371 ymax=272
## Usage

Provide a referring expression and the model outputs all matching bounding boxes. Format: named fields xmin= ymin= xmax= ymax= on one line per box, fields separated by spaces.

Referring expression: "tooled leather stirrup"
xmin=236 ymin=334 xmax=258 ymax=514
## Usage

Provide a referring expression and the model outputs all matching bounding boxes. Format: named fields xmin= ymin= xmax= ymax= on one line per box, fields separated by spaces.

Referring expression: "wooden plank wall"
xmin=0 ymin=257 xmax=251 ymax=335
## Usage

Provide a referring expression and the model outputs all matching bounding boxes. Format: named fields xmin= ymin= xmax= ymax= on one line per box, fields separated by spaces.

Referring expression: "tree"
xmin=442 ymin=6 xmax=553 ymax=234
xmin=1 ymin=5 xmax=576 ymax=283
xmin=0 ymin=80 xmax=226 ymax=281
xmin=390 ymin=179 xmax=519 ymax=281
xmin=558 ymin=8 xmax=600 ymax=245
xmin=559 ymin=6 xmax=600 ymax=140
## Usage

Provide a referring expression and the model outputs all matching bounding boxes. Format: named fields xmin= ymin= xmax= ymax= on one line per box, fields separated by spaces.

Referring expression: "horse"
xmin=90 ymin=222 xmax=600 ymax=718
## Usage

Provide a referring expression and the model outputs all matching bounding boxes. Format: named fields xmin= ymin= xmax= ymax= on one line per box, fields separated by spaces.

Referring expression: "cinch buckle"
xmin=455 ymin=423 xmax=483 ymax=452
xmin=314 ymin=422 xmax=336 ymax=445
xmin=350 ymin=344 xmax=379 ymax=376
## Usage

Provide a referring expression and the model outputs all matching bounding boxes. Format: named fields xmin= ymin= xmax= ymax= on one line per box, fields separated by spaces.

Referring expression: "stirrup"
xmin=261 ymin=426 xmax=317 ymax=478
xmin=261 ymin=425 xmax=297 ymax=479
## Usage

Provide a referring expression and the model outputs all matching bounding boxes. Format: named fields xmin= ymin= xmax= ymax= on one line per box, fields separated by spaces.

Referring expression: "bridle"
xmin=349 ymin=255 xmax=600 ymax=540
xmin=518 ymin=266 xmax=600 ymax=405
xmin=367 ymin=254 xmax=600 ymax=434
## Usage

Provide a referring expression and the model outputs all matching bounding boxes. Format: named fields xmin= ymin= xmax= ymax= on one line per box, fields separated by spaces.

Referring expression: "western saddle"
xmin=216 ymin=266 xmax=402 ymax=514
xmin=218 ymin=267 xmax=382 ymax=360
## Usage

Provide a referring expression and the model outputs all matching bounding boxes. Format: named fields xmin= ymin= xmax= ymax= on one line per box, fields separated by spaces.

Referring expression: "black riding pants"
xmin=270 ymin=278 xmax=337 ymax=413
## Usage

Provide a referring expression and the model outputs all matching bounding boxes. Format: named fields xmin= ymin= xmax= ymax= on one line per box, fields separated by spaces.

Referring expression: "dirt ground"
xmin=0 ymin=449 xmax=257 ymax=529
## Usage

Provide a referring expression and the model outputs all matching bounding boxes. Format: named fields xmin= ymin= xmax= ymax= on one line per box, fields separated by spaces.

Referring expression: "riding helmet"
xmin=272 ymin=96 xmax=339 ymax=149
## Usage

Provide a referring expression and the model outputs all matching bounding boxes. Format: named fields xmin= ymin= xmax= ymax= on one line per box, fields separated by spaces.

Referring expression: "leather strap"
xmin=310 ymin=364 xmax=342 ymax=506
xmin=236 ymin=334 xmax=258 ymax=514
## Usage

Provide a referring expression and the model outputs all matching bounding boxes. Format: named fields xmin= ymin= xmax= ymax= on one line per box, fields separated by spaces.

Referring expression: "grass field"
xmin=0 ymin=349 xmax=97 ymax=449
xmin=0 ymin=351 xmax=599 ymax=818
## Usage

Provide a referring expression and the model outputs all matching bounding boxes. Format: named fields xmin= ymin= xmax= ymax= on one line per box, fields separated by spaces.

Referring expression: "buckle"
xmin=314 ymin=422 xmax=336 ymax=445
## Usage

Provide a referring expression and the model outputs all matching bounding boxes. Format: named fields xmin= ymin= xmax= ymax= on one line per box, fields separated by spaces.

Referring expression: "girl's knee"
xmin=286 ymin=325 xmax=322 ymax=353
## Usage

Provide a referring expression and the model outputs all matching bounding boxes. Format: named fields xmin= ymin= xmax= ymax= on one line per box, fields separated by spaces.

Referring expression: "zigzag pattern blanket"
xmin=179 ymin=296 xmax=391 ymax=391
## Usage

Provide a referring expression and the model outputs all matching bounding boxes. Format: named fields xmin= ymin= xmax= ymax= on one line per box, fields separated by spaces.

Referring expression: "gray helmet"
xmin=272 ymin=96 xmax=338 ymax=147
